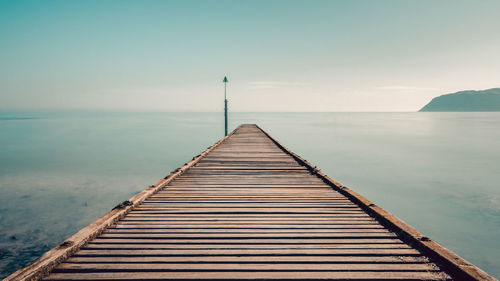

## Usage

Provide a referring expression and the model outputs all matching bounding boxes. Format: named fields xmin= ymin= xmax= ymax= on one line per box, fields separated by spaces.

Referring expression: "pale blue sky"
xmin=1 ymin=0 xmax=500 ymax=111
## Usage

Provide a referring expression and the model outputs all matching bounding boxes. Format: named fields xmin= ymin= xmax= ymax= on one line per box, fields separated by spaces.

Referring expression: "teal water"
xmin=0 ymin=112 xmax=499 ymax=278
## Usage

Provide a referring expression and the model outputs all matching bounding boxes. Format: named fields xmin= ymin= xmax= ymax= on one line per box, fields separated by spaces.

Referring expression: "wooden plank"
xmin=112 ymin=224 xmax=384 ymax=229
xmin=88 ymin=238 xmax=405 ymax=244
xmin=54 ymin=262 xmax=438 ymax=271
xmin=74 ymin=248 xmax=422 ymax=256
xmin=97 ymin=233 xmax=397 ymax=238
xmin=66 ymin=255 xmax=429 ymax=263
xmin=103 ymin=228 xmax=390 ymax=234
xmin=139 ymin=202 xmax=359 ymax=205
xmin=119 ymin=217 xmax=377 ymax=221
xmin=44 ymin=271 xmax=449 ymax=280
xmin=83 ymin=243 xmax=412 ymax=249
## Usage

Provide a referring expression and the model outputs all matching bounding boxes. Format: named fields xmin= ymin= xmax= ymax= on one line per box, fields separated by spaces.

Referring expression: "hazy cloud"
xmin=249 ymin=81 xmax=308 ymax=89
xmin=374 ymin=86 xmax=440 ymax=91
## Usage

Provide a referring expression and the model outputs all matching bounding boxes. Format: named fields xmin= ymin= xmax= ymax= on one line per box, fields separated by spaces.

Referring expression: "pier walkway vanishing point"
xmin=6 ymin=124 xmax=495 ymax=281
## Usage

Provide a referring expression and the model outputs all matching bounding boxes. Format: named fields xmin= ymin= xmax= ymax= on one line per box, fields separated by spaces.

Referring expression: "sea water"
xmin=0 ymin=112 xmax=499 ymax=278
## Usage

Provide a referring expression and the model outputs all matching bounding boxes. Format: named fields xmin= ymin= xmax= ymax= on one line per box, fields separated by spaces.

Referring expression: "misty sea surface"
xmin=0 ymin=111 xmax=499 ymax=278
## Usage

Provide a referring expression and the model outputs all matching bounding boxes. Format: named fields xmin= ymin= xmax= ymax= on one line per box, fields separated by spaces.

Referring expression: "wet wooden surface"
xmin=39 ymin=124 xmax=456 ymax=280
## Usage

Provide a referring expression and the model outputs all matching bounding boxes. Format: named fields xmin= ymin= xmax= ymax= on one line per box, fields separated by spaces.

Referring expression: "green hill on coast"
xmin=420 ymin=88 xmax=500 ymax=112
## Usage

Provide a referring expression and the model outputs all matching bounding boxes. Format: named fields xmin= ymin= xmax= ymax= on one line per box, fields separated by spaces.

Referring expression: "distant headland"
xmin=420 ymin=88 xmax=500 ymax=112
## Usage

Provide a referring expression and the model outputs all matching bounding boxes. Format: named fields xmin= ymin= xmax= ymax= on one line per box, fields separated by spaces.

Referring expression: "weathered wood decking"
xmin=6 ymin=124 xmax=495 ymax=280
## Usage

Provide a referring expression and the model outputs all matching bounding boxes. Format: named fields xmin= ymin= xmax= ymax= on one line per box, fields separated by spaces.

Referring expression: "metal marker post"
xmin=223 ymin=76 xmax=228 ymax=136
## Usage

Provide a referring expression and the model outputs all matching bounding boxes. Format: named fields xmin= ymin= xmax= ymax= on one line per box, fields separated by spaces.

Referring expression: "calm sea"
xmin=0 ymin=112 xmax=499 ymax=278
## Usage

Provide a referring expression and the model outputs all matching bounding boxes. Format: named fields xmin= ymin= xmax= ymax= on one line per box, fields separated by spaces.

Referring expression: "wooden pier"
xmin=6 ymin=124 xmax=495 ymax=280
